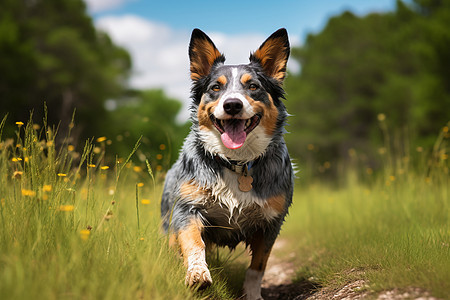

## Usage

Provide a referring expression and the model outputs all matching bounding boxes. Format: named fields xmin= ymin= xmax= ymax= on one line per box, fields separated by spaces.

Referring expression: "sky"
xmin=86 ymin=0 xmax=397 ymax=120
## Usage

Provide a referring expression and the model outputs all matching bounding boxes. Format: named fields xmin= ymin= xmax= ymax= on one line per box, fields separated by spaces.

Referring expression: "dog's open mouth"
xmin=210 ymin=114 xmax=261 ymax=149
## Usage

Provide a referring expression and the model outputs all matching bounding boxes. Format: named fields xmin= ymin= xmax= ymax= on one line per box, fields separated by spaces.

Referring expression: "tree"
xmin=284 ymin=0 xmax=449 ymax=177
xmin=0 ymin=0 xmax=131 ymax=142
xmin=105 ymin=90 xmax=190 ymax=168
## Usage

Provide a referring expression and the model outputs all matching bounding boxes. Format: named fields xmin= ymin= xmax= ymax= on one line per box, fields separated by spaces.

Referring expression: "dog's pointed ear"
xmin=250 ymin=28 xmax=290 ymax=83
xmin=189 ymin=29 xmax=225 ymax=81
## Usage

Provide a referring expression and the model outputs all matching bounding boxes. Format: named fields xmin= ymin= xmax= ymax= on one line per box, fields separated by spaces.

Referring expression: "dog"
xmin=161 ymin=28 xmax=294 ymax=300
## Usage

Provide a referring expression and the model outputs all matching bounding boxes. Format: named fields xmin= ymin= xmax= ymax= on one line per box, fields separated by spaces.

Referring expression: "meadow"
xmin=0 ymin=115 xmax=448 ymax=299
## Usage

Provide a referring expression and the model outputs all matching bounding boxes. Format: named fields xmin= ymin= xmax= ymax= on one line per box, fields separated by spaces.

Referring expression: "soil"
xmin=259 ymin=239 xmax=440 ymax=300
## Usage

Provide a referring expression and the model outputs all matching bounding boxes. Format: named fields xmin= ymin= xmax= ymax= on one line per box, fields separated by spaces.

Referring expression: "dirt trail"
xmin=260 ymin=239 xmax=440 ymax=300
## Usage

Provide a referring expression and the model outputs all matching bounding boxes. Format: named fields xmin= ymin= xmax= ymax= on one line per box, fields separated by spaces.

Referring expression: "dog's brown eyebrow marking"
xmin=217 ymin=75 xmax=227 ymax=86
xmin=240 ymin=73 xmax=252 ymax=84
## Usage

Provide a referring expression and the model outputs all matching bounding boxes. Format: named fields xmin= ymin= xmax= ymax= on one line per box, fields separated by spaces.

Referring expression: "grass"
xmin=0 ymin=114 xmax=448 ymax=299
xmin=0 ymin=116 xmax=237 ymax=300
xmin=282 ymin=124 xmax=449 ymax=298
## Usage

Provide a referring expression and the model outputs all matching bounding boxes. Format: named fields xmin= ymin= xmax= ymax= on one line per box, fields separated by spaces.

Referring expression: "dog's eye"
xmin=249 ymin=84 xmax=258 ymax=91
xmin=211 ymin=84 xmax=221 ymax=92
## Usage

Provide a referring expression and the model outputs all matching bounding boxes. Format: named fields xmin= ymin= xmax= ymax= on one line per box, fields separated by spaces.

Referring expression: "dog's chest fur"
xmin=191 ymin=168 xmax=281 ymax=247
xmin=201 ymin=168 xmax=281 ymax=221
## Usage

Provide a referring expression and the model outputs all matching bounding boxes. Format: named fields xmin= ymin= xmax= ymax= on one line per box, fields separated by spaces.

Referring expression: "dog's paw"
xmin=185 ymin=263 xmax=212 ymax=289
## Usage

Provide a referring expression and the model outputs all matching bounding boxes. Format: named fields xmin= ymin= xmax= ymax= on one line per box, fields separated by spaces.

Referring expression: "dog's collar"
xmin=214 ymin=155 xmax=258 ymax=174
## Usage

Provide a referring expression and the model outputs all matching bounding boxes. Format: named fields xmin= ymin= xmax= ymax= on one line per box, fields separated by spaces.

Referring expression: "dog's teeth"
xmin=246 ymin=119 xmax=251 ymax=127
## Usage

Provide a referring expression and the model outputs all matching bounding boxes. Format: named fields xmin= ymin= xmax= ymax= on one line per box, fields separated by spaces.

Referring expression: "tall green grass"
xmin=282 ymin=123 xmax=449 ymax=298
xmin=0 ymin=115 xmax=237 ymax=299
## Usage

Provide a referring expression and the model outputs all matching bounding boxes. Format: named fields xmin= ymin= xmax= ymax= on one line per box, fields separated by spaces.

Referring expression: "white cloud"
xmin=95 ymin=15 xmax=299 ymax=121
xmin=85 ymin=0 xmax=133 ymax=13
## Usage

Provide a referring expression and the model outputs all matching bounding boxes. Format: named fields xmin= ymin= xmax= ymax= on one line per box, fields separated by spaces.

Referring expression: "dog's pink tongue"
xmin=221 ymin=119 xmax=247 ymax=149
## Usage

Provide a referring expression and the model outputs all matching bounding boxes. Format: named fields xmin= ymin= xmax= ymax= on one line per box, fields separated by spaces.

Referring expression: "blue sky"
xmin=90 ymin=0 xmax=396 ymax=41
xmin=87 ymin=0 xmax=398 ymax=119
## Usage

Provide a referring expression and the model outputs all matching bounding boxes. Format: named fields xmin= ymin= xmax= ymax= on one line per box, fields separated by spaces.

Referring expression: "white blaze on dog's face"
xmin=189 ymin=29 xmax=289 ymax=162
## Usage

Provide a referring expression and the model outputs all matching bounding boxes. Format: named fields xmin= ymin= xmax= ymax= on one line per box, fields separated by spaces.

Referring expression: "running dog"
xmin=161 ymin=28 xmax=294 ymax=300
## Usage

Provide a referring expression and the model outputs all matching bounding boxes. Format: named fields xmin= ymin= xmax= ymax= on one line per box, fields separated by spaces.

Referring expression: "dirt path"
xmin=260 ymin=239 xmax=440 ymax=300
xmin=261 ymin=239 xmax=318 ymax=299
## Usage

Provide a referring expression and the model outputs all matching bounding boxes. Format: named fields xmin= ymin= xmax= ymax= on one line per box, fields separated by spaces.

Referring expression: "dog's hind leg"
xmin=243 ymin=229 xmax=275 ymax=300
xmin=177 ymin=218 xmax=212 ymax=289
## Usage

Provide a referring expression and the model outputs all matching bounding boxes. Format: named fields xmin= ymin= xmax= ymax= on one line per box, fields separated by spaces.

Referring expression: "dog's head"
xmin=189 ymin=28 xmax=290 ymax=162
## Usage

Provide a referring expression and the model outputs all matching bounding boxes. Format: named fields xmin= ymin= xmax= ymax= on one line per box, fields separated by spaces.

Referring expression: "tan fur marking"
xmin=249 ymin=230 xmax=272 ymax=271
xmin=169 ymin=233 xmax=178 ymax=249
xmin=264 ymin=194 xmax=286 ymax=214
xmin=177 ymin=219 xmax=205 ymax=267
xmin=246 ymin=94 xmax=278 ymax=136
xmin=217 ymin=75 xmax=227 ymax=86
xmin=180 ymin=180 xmax=209 ymax=201
xmin=240 ymin=73 xmax=252 ymax=85
xmin=190 ymin=39 xmax=222 ymax=80
xmin=197 ymin=96 xmax=220 ymax=130
xmin=253 ymin=37 xmax=288 ymax=82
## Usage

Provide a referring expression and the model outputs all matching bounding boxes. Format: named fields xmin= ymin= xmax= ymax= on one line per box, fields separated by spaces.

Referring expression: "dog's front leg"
xmin=177 ymin=218 xmax=212 ymax=289
xmin=243 ymin=229 xmax=274 ymax=300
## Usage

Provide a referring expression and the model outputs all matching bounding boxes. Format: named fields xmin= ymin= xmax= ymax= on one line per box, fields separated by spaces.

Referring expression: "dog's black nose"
xmin=223 ymin=98 xmax=243 ymax=116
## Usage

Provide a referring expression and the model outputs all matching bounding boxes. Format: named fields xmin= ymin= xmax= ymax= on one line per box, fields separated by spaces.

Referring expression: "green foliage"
xmin=282 ymin=128 xmax=449 ymax=298
xmin=0 ymin=116 xmax=234 ymax=300
xmin=285 ymin=1 xmax=450 ymax=178
xmin=0 ymin=0 xmax=131 ymax=141
xmin=105 ymin=89 xmax=190 ymax=168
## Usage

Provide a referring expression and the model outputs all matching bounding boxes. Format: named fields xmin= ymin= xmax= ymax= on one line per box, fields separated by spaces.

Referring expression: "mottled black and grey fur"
xmin=161 ymin=28 xmax=294 ymax=300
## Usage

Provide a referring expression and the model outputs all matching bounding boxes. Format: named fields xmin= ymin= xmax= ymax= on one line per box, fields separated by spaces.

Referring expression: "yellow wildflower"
xmin=141 ymin=199 xmax=151 ymax=205
xmin=137 ymin=182 xmax=144 ymax=187
xmin=59 ymin=205 xmax=74 ymax=212
xmin=43 ymin=185 xmax=52 ymax=192
xmin=100 ymin=166 xmax=109 ymax=170
xmin=21 ymin=189 xmax=36 ymax=197
xmin=159 ymin=144 xmax=166 ymax=150
xmin=87 ymin=164 xmax=96 ymax=168
xmin=96 ymin=136 xmax=107 ymax=143
xmin=156 ymin=165 xmax=163 ymax=172
xmin=12 ymin=157 xmax=22 ymax=162
xmin=16 ymin=121 xmax=24 ymax=127
xmin=57 ymin=173 xmax=67 ymax=177
xmin=12 ymin=171 xmax=23 ymax=179
xmin=68 ymin=145 xmax=75 ymax=152
xmin=156 ymin=154 xmax=163 ymax=160
xmin=80 ymin=229 xmax=90 ymax=241
xmin=377 ymin=113 xmax=386 ymax=121
xmin=133 ymin=166 xmax=143 ymax=173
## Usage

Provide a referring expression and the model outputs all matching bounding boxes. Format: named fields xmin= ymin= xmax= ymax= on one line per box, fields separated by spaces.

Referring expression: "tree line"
xmin=1 ymin=0 xmax=448 ymax=176
xmin=285 ymin=0 xmax=449 ymax=177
